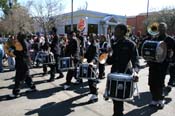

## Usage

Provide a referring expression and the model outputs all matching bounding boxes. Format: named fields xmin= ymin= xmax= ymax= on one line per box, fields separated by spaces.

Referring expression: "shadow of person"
xmin=127 ymin=91 xmax=172 ymax=107
xmin=125 ymin=105 xmax=158 ymax=116
xmin=127 ymin=91 xmax=152 ymax=107
xmin=25 ymin=86 xmax=63 ymax=99
xmin=125 ymin=97 xmax=172 ymax=116
xmin=25 ymin=93 xmax=90 ymax=116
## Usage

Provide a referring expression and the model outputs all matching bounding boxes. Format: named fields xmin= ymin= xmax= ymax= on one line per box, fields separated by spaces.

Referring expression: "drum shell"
xmin=106 ymin=73 xmax=134 ymax=100
xmin=79 ymin=63 xmax=97 ymax=79
xmin=58 ymin=57 xmax=74 ymax=71
xmin=35 ymin=51 xmax=55 ymax=65
xmin=141 ymin=40 xmax=167 ymax=63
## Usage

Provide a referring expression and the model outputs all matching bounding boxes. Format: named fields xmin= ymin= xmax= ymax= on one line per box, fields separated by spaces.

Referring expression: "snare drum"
xmin=105 ymin=73 xmax=134 ymax=101
xmin=43 ymin=53 xmax=55 ymax=65
xmin=79 ymin=63 xmax=98 ymax=80
xmin=35 ymin=51 xmax=48 ymax=64
xmin=58 ymin=57 xmax=74 ymax=71
xmin=141 ymin=40 xmax=167 ymax=62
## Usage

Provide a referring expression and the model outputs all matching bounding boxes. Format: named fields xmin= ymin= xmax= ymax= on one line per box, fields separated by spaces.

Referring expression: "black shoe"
xmin=88 ymin=98 xmax=98 ymax=103
xmin=163 ymin=86 xmax=172 ymax=96
xmin=99 ymin=76 xmax=105 ymax=80
xmin=42 ymin=72 xmax=48 ymax=76
xmin=47 ymin=78 xmax=55 ymax=82
xmin=56 ymin=74 xmax=64 ymax=79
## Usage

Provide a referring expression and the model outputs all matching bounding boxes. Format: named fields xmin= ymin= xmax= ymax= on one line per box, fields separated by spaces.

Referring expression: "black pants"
xmin=65 ymin=59 xmax=80 ymax=85
xmin=13 ymin=61 xmax=35 ymax=95
xmin=88 ymin=79 xmax=98 ymax=95
xmin=113 ymin=100 xmax=124 ymax=116
xmin=99 ymin=63 xmax=105 ymax=78
xmin=168 ymin=64 xmax=175 ymax=85
xmin=148 ymin=64 xmax=168 ymax=101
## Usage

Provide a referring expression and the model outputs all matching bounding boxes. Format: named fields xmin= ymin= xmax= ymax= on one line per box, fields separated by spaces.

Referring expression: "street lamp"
xmin=71 ymin=0 xmax=73 ymax=31
xmin=147 ymin=0 xmax=149 ymax=19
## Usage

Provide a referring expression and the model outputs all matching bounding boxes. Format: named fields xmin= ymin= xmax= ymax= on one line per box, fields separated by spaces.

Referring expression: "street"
xmin=0 ymin=59 xmax=174 ymax=116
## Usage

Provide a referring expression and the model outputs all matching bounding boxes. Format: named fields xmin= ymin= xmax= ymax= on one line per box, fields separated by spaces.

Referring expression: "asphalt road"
xmin=0 ymin=59 xmax=174 ymax=116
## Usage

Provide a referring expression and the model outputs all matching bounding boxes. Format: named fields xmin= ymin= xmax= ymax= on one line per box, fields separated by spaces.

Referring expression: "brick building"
xmin=127 ymin=13 xmax=148 ymax=36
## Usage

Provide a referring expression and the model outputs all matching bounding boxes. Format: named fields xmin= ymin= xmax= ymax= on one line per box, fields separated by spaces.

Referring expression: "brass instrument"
xmin=147 ymin=22 xmax=159 ymax=36
xmin=4 ymin=38 xmax=23 ymax=57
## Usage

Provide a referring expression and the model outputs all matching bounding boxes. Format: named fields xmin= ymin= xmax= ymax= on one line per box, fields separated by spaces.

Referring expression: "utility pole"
xmin=71 ymin=0 xmax=73 ymax=31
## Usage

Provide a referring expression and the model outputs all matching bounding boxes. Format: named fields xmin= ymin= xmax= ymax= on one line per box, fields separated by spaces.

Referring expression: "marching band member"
xmin=63 ymin=32 xmax=81 ymax=90
xmin=106 ymin=24 xmax=139 ymax=116
xmin=47 ymin=27 xmax=64 ymax=82
xmin=4 ymin=35 xmax=16 ymax=71
xmin=8 ymin=32 xmax=37 ymax=98
xmin=84 ymin=34 xmax=99 ymax=103
xmin=98 ymin=35 xmax=108 ymax=79
xmin=147 ymin=22 xmax=175 ymax=109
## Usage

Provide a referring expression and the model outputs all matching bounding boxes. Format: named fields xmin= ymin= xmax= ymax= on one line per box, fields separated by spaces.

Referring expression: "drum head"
xmin=141 ymin=40 xmax=167 ymax=63
xmin=156 ymin=41 xmax=167 ymax=62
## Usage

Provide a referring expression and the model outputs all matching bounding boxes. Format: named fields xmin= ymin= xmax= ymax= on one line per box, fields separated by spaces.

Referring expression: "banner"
xmin=77 ymin=18 xmax=86 ymax=32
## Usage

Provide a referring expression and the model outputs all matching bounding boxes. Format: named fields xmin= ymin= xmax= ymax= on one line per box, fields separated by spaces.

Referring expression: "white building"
xmin=56 ymin=10 xmax=126 ymax=36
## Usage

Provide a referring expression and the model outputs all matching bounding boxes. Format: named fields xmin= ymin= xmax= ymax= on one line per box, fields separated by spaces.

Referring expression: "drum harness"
xmin=124 ymin=60 xmax=140 ymax=100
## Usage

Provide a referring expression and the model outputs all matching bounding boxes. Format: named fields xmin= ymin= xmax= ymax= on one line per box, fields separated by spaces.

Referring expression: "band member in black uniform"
xmin=148 ymin=22 xmax=175 ymax=109
xmin=98 ymin=35 xmax=108 ymax=79
xmin=167 ymin=36 xmax=175 ymax=90
xmin=9 ymin=32 xmax=37 ymax=98
xmin=76 ymin=31 xmax=85 ymax=58
xmin=41 ymin=36 xmax=50 ymax=76
xmin=63 ymin=32 xmax=81 ymax=89
xmin=84 ymin=34 xmax=99 ymax=103
xmin=106 ymin=24 xmax=139 ymax=116
xmin=48 ymin=27 xmax=64 ymax=82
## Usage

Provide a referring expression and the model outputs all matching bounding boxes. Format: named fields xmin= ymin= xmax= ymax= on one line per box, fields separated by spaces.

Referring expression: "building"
xmin=127 ymin=13 xmax=148 ymax=36
xmin=56 ymin=10 xmax=126 ymax=36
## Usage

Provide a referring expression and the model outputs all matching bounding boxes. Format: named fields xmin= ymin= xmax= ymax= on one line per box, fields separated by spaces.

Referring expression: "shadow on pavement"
xmin=126 ymin=91 xmax=172 ymax=116
xmin=25 ymin=93 xmax=92 ymax=116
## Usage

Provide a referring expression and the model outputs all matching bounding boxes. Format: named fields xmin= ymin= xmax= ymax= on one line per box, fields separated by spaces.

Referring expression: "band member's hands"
xmin=133 ymin=72 xmax=139 ymax=82
xmin=89 ymin=62 xmax=94 ymax=67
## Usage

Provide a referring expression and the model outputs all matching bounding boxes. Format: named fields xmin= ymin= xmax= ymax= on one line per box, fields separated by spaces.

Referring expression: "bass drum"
xmin=141 ymin=40 xmax=167 ymax=63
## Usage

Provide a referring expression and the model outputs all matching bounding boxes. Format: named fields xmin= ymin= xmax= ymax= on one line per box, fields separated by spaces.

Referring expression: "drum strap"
xmin=124 ymin=60 xmax=132 ymax=74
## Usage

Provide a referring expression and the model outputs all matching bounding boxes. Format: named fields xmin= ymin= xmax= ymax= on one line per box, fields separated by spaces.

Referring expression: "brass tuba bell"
xmin=147 ymin=22 xmax=159 ymax=36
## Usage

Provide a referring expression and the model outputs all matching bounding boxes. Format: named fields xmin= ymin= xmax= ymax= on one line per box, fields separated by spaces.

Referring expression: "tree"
xmin=1 ymin=5 xmax=34 ymax=34
xmin=27 ymin=0 xmax=65 ymax=34
xmin=0 ymin=0 xmax=17 ymax=15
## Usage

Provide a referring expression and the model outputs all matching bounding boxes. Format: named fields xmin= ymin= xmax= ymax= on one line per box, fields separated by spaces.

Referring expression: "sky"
xmin=18 ymin=0 xmax=175 ymax=16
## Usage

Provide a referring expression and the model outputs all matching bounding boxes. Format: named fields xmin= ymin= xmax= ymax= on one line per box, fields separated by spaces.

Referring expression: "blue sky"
xmin=18 ymin=0 xmax=175 ymax=16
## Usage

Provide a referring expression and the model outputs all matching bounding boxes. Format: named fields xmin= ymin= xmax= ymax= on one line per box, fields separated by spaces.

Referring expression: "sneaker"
xmin=26 ymin=88 xmax=37 ymax=93
xmin=47 ymin=78 xmax=55 ymax=82
xmin=9 ymin=94 xmax=20 ymax=98
xmin=157 ymin=100 xmax=165 ymax=109
xmin=149 ymin=100 xmax=159 ymax=107
xmin=74 ymin=80 xmax=83 ymax=85
xmin=88 ymin=94 xmax=98 ymax=103
xmin=64 ymin=84 xmax=70 ymax=90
